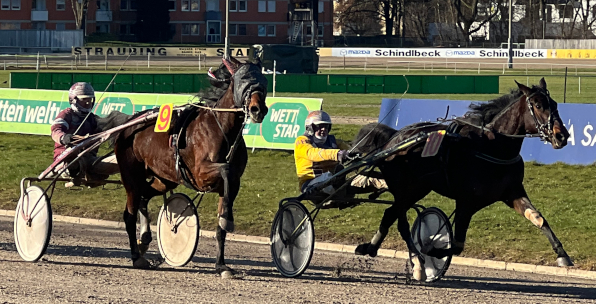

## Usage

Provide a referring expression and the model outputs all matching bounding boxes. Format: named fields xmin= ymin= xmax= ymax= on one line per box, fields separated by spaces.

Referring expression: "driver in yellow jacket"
xmin=295 ymin=111 xmax=351 ymax=193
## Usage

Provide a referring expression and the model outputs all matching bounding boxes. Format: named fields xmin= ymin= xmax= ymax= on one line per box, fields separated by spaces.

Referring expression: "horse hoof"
xmin=557 ymin=256 xmax=574 ymax=267
xmin=133 ymin=257 xmax=151 ymax=269
xmin=219 ymin=217 xmax=235 ymax=233
xmin=412 ymin=257 xmax=427 ymax=282
xmin=137 ymin=240 xmax=149 ymax=256
xmin=221 ymin=270 xmax=237 ymax=279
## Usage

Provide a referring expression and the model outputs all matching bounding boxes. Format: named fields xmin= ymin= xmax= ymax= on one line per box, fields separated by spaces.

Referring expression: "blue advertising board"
xmin=379 ymin=98 xmax=596 ymax=165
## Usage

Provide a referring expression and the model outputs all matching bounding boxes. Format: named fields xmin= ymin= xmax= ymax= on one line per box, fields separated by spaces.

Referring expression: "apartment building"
xmin=0 ymin=0 xmax=334 ymax=45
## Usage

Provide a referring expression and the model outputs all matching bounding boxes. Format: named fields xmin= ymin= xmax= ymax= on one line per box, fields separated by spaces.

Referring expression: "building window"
xmin=121 ymin=0 xmax=136 ymax=10
xmin=239 ymin=0 xmax=246 ymax=11
xmin=168 ymin=0 xmax=176 ymax=11
xmin=56 ymin=23 xmax=65 ymax=30
xmin=182 ymin=24 xmax=199 ymax=35
xmin=258 ymin=0 xmax=275 ymax=12
xmin=56 ymin=0 xmax=65 ymax=10
xmin=0 ymin=22 xmax=20 ymax=29
xmin=120 ymin=24 xmax=133 ymax=34
xmin=32 ymin=0 xmax=47 ymax=10
xmin=191 ymin=0 xmax=198 ymax=10
xmin=11 ymin=0 xmax=19 ymax=10
xmin=207 ymin=0 xmax=217 ymax=11
xmin=1 ymin=0 xmax=9 ymax=10
xmin=318 ymin=1 xmax=323 ymax=13
xmin=229 ymin=24 xmax=237 ymax=35
xmin=182 ymin=0 xmax=189 ymax=11
xmin=258 ymin=24 xmax=275 ymax=37
xmin=229 ymin=0 xmax=237 ymax=11
xmin=318 ymin=24 xmax=323 ymax=37
xmin=97 ymin=0 xmax=109 ymax=10
xmin=238 ymin=24 xmax=246 ymax=35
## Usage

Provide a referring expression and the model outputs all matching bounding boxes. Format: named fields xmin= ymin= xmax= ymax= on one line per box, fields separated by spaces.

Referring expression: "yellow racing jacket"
xmin=294 ymin=135 xmax=350 ymax=188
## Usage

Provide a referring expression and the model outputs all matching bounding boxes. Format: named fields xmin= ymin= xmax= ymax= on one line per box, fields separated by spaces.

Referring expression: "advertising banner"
xmin=72 ymin=46 xmax=252 ymax=57
xmin=548 ymin=49 xmax=596 ymax=59
xmin=0 ymin=89 xmax=321 ymax=150
xmin=323 ymin=47 xmax=548 ymax=59
xmin=379 ymin=98 xmax=595 ymax=165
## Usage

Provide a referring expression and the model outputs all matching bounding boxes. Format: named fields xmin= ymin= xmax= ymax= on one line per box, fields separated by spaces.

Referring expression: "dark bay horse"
xmin=113 ymin=56 xmax=268 ymax=277
xmin=352 ymin=78 xmax=572 ymax=281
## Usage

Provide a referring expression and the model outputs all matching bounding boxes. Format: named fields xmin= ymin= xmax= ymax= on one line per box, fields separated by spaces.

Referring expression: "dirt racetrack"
xmin=1 ymin=216 xmax=595 ymax=304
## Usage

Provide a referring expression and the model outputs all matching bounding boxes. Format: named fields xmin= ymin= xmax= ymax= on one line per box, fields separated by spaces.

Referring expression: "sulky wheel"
xmin=410 ymin=207 xmax=453 ymax=282
xmin=157 ymin=193 xmax=200 ymax=267
xmin=14 ymin=185 xmax=53 ymax=262
xmin=270 ymin=200 xmax=315 ymax=278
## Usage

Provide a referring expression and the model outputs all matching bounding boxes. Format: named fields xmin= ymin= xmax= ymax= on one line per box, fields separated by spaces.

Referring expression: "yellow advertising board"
xmin=548 ymin=49 xmax=596 ymax=59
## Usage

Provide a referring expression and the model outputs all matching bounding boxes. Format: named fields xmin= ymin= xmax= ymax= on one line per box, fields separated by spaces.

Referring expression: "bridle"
xmin=523 ymin=89 xmax=557 ymax=142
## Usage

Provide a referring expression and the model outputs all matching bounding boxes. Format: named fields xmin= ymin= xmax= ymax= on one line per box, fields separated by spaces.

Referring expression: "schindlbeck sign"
xmin=72 ymin=47 xmax=252 ymax=57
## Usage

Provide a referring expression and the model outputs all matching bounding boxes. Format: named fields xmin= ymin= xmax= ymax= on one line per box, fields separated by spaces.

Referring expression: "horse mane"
xmin=466 ymin=87 xmax=532 ymax=124
xmin=197 ymin=62 xmax=233 ymax=106
xmin=352 ymin=123 xmax=398 ymax=154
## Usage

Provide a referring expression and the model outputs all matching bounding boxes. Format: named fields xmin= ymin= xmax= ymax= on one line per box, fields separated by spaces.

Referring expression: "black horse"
xmin=352 ymin=78 xmax=572 ymax=281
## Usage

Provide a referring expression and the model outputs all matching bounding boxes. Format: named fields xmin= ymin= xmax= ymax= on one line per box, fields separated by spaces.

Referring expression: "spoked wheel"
xmin=410 ymin=207 xmax=453 ymax=282
xmin=14 ymin=185 xmax=53 ymax=262
xmin=157 ymin=193 xmax=200 ymax=267
xmin=270 ymin=200 xmax=315 ymax=278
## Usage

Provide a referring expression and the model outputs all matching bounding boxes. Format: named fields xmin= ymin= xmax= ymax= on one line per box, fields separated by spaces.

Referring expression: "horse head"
xmin=515 ymin=78 xmax=569 ymax=149
xmin=222 ymin=56 xmax=268 ymax=123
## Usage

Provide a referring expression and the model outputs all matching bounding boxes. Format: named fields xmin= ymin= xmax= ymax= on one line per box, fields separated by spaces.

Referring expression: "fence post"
xmin=148 ymin=53 xmax=150 ymax=68
xmin=478 ymin=63 xmax=480 ymax=74
xmin=44 ymin=55 xmax=48 ymax=69
xmin=502 ymin=64 xmax=505 ymax=75
xmin=104 ymin=53 xmax=107 ymax=70
xmin=579 ymin=77 xmax=581 ymax=94
xmin=198 ymin=54 xmax=201 ymax=70
xmin=550 ymin=65 xmax=553 ymax=75
xmin=454 ymin=62 xmax=457 ymax=74
xmin=36 ymin=52 xmax=40 ymax=71
xmin=15 ymin=55 xmax=18 ymax=68
xmin=525 ymin=64 xmax=528 ymax=75
xmin=408 ymin=62 xmax=410 ymax=72
xmin=431 ymin=62 xmax=433 ymax=73
xmin=86 ymin=53 xmax=88 ymax=68
xmin=343 ymin=55 xmax=345 ymax=70
xmin=273 ymin=60 xmax=276 ymax=97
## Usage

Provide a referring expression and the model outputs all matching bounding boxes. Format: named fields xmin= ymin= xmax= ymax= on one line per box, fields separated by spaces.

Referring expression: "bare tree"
xmin=70 ymin=0 xmax=90 ymax=30
xmin=336 ymin=0 xmax=405 ymax=37
xmin=335 ymin=0 xmax=383 ymax=36
xmin=451 ymin=0 xmax=500 ymax=42
xmin=577 ymin=0 xmax=596 ymax=38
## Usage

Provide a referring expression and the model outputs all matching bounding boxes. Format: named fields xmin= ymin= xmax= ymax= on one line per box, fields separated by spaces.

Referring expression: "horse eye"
xmin=535 ymin=104 xmax=542 ymax=110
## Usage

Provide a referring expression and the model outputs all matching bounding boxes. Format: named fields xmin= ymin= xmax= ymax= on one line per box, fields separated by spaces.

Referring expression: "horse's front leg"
xmin=215 ymin=165 xmax=241 ymax=278
xmin=504 ymin=186 xmax=573 ymax=266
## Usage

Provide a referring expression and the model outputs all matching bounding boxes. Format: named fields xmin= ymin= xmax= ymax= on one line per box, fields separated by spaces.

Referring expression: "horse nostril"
xmin=555 ymin=132 xmax=566 ymax=142
xmin=250 ymin=106 xmax=259 ymax=114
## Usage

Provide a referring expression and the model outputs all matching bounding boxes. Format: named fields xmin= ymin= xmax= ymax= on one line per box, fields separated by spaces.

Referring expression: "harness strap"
xmin=474 ymin=152 xmax=522 ymax=165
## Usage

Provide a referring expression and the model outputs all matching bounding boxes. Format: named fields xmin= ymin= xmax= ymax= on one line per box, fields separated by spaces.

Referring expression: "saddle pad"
xmin=421 ymin=130 xmax=446 ymax=158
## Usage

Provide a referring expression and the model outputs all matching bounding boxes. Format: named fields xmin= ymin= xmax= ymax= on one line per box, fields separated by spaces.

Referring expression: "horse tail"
xmin=352 ymin=123 xmax=398 ymax=154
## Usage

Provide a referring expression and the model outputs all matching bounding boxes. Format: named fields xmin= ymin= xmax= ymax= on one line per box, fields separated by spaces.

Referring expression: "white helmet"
xmin=68 ymin=82 xmax=96 ymax=114
xmin=305 ymin=110 xmax=332 ymax=136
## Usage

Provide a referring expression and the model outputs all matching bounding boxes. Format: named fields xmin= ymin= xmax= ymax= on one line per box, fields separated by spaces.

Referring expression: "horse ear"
xmin=539 ymin=77 xmax=547 ymax=90
xmin=515 ymin=80 xmax=532 ymax=96
xmin=222 ymin=57 xmax=237 ymax=75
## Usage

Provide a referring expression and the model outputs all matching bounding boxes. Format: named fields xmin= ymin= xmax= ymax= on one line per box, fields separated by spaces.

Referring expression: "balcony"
xmin=31 ymin=10 xmax=48 ymax=22
xmin=96 ymin=10 xmax=113 ymax=22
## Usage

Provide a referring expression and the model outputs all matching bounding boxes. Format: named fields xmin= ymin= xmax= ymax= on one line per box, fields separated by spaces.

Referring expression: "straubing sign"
xmin=0 ymin=89 xmax=321 ymax=150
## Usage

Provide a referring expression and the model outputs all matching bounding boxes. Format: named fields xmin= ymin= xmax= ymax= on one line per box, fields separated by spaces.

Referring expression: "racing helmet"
xmin=68 ymin=82 xmax=96 ymax=114
xmin=304 ymin=110 xmax=332 ymax=136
